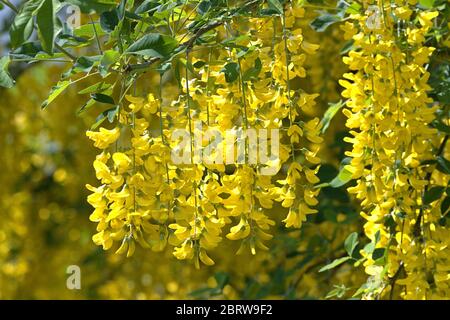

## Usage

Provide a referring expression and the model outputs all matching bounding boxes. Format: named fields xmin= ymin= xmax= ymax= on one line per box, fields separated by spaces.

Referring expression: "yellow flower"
xmin=86 ymin=127 xmax=120 ymax=149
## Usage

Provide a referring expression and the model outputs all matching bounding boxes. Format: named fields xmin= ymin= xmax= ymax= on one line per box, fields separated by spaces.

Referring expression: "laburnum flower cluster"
xmin=340 ymin=0 xmax=450 ymax=299
xmin=85 ymin=3 xmax=323 ymax=268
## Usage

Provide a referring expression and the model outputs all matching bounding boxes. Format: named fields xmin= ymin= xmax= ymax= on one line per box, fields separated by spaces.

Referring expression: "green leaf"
xmin=344 ymin=232 xmax=358 ymax=257
xmin=91 ymin=93 xmax=115 ymax=105
xmin=242 ymin=58 xmax=262 ymax=81
xmin=11 ymin=41 xmax=44 ymax=59
xmin=340 ymin=40 xmax=355 ymax=55
xmin=325 ymin=285 xmax=350 ymax=299
xmin=441 ymin=196 xmax=450 ymax=215
xmin=437 ymin=156 xmax=450 ymax=174
xmin=100 ymin=9 xmax=120 ymax=32
xmin=197 ymin=1 xmax=212 ymax=15
xmin=63 ymin=56 xmax=99 ymax=78
xmin=419 ymin=0 xmax=435 ymax=8
xmin=374 ymin=230 xmax=380 ymax=244
xmin=362 ymin=230 xmax=381 ymax=255
xmin=363 ymin=242 xmax=375 ymax=255
xmin=221 ymin=62 xmax=239 ymax=83
xmin=125 ymin=33 xmax=178 ymax=58
xmin=10 ymin=0 xmax=41 ymax=49
xmin=74 ymin=23 xmax=107 ymax=39
xmin=431 ymin=121 xmax=450 ymax=135
xmin=78 ymin=81 xmax=112 ymax=94
xmin=372 ymin=248 xmax=385 ymax=260
xmin=267 ymin=0 xmax=283 ymax=14
xmin=193 ymin=60 xmax=206 ymax=69
xmin=436 ymin=83 xmax=450 ymax=104
xmin=310 ymin=14 xmax=341 ymax=32
xmin=0 ymin=57 xmax=15 ymax=88
xmin=316 ymin=158 xmax=353 ymax=188
xmin=36 ymin=0 xmax=56 ymax=54
xmin=319 ymin=257 xmax=351 ymax=272
xmin=135 ymin=0 xmax=159 ymax=14
xmin=41 ymin=80 xmax=71 ymax=108
xmin=423 ymin=186 xmax=445 ymax=205
xmin=329 ymin=166 xmax=353 ymax=188
xmin=91 ymin=106 xmax=118 ymax=130
xmin=345 ymin=2 xmax=362 ymax=14
xmin=99 ymin=50 xmax=120 ymax=77
xmin=321 ymin=100 xmax=344 ymax=134
xmin=77 ymin=98 xmax=96 ymax=115
xmin=214 ymin=272 xmax=229 ymax=289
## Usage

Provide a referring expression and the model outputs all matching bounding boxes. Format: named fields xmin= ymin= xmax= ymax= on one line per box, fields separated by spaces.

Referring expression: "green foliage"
xmin=36 ymin=0 xmax=57 ymax=54
xmin=317 ymin=157 xmax=353 ymax=188
xmin=310 ymin=13 xmax=341 ymax=32
xmin=221 ymin=62 xmax=240 ymax=83
xmin=319 ymin=256 xmax=351 ymax=272
xmin=424 ymin=186 xmax=446 ymax=204
xmin=41 ymin=80 xmax=73 ymax=109
xmin=125 ymin=33 xmax=179 ymax=58
xmin=344 ymin=232 xmax=358 ymax=257
xmin=0 ymin=57 xmax=15 ymax=88
xmin=419 ymin=0 xmax=435 ymax=9
xmin=320 ymin=100 xmax=344 ymax=134
xmin=9 ymin=0 xmax=40 ymax=49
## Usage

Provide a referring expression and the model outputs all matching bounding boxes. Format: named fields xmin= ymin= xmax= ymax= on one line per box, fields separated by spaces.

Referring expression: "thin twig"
xmin=0 ymin=0 xmax=18 ymax=13
xmin=89 ymin=15 xmax=103 ymax=55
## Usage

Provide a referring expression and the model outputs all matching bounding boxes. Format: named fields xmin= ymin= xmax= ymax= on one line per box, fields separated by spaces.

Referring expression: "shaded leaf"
xmin=100 ymin=9 xmax=120 ymax=32
xmin=135 ymin=0 xmax=159 ymax=14
xmin=242 ymin=58 xmax=262 ymax=81
xmin=437 ymin=156 xmax=450 ymax=174
xmin=91 ymin=93 xmax=115 ymax=105
xmin=267 ymin=0 xmax=283 ymax=14
xmin=344 ymin=232 xmax=358 ymax=257
xmin=321 ymin=100 xmax=344 ymax=134
xmin=77 ymin=98 xmax=96 ymax=115
xmin=0 ymin=57 xmax=15 ymax=88
xmin=221 ymin=62 xmax=239 ymax=83
xmin=125 ymin=33 xmax=178 ymax=58
xmin=10 ymin=0 xmax=41 ymax=49
xmin=36 ymin=0 xmax=56 ymax=54
xmin=423 ymin=186 xmax=445 ymax=205
xmin=310 ymin=14 xmax=341 ymax=32
xmin=441 ymin=196 xmax=450 ymax=215
xmin=99 ymin=50 xmax=120 ymax=77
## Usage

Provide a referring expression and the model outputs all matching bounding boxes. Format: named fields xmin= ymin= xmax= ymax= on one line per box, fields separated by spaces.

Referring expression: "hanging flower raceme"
xmin=340 ymin=0 xmax=449 ymax=299
xmin=85 ymin=2 xmax=324 ymax=268
xmin=86 ymin=94 xmax=172 ymax=257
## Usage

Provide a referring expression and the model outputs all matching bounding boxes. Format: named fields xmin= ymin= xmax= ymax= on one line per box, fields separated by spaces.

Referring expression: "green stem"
xmin=281 ymin=11 xmax=295 ymax=162
xmin=55 ymin=43 xmax=77 ymax=62
xmin=89 ymin=15 xmax=103 ymax=55
xmin=158 ymin=75 xmax=171 ymax=217
xmin=185 ymin=51 xmax=199 ymax=238
xmin=0 ymin=0 xmax=18 ymax=13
